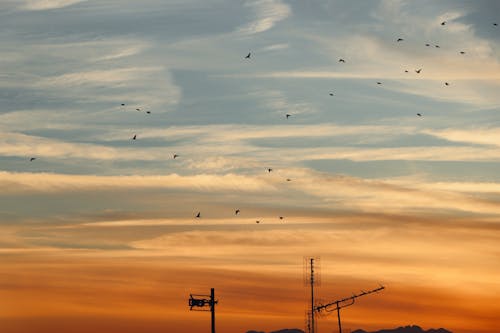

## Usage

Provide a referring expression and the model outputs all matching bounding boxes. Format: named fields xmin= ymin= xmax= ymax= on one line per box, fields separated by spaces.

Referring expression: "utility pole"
xmin=189 ymin=288 xmax=218 ymax=333
xmin=310 ymin=258 xmax=315 ymax=333
xmin=211 ymin=288 xmax=216 ymax=333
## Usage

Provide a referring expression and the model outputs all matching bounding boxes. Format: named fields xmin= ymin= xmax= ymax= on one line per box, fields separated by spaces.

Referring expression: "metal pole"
xmin=310 ymin=258 xmax=315 ymax=333
xmin=211 ymin=288 xmax=216 ymax=333
xmin=336 ymin=301 xmax=342 ymax=333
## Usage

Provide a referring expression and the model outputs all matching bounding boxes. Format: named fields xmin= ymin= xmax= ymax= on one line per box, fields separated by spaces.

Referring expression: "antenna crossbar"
xmin=315 ymin=285 xmax=384 ymax=313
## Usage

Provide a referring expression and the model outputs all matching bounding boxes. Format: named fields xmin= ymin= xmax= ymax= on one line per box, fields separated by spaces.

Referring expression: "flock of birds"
xmin=27 ymin=19 xmax=498 ymax=224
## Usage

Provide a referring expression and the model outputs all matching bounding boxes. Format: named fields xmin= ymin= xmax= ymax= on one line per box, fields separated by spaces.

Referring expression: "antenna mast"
xmin=304 ymin=257 xmax=320 ymax=333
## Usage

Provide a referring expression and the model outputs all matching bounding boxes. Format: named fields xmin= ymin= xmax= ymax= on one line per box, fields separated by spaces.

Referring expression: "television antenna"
xmin=188 ymin=288 xmax=218 ymax=333
xmin=314 ymin=285 xmax=385 ymax=333
xmin=304 ymin=257 xmax=320 ymax=333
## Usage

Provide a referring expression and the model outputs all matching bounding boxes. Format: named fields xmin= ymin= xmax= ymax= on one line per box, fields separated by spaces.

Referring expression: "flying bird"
xmin=425 ymin=43 xmax=430 ymax=46
xmin=255 ymin=220 xmax=260 ymax=224
xmin=267 ymin=168 xmax=273 ymax=173
xmin=435 ymin=45 xmax=440 ymax=48
xmin=329 ymin=92 xmax=334 ymax=96
xmin=132 ymin=134 xmax=137 ymax=140
xmin=286 ymin=178 xmax=291 ymax=181
xmin=396 ymin=38 xmax=404 ymax=42
xmin=245 ymin=52 xmax=251 ymax=59
xmin=417 ymin=113 xmax=422 ymax=117
xmin=173 ymin=154 xmax=179 ymax=159
xmin=338 ymin=58 xmax=345 ymax=63
xmin=235 ymin=209 xmax=240 ymax=215
xmin=494 ymin=23 xmax=498 ymax=26
xmin=376 ymin=82 xmax=382 ymax=85
xmin=445 ymin=82 xmax=450 ymax=86
xmin=29 ymin=157 xmax=36 ymax=161
xmin=441 ymin=21 xmax=446 ymax=26
xmin=286 ymin=114 xmax=291 ymax=119
xmin=279 ymin=216 xmax=284 ymax=220
xmin=415 ymin=68 xmax=422 ymax=73
xmin=404 ymin=70 xmax=409 ymax=73
xmin=136 ymin=108 xmax=141 ymax=111
xmin=121 ymin=103 xmax=125 ymax=106
xmin=460 ymin=51 xmax=465 ymax=54
xmin=196 ymin=212 xmax=201 ymax=218
xmin=146 ymin=111 xmax=151 ymax=114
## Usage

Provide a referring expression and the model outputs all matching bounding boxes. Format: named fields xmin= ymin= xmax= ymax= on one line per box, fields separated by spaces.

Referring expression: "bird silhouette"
xmin=286 ymin=114 xmax=291 ymax=119
xmin=396 ymin=38 xmax=404 ymax=42
xmin=235 ymin=209 xmax=240 ymax=215
xmin=441 ymin=21 xmax=446 ymax=26
xmin=377 ymin=82 xmax=382 ymax=85
xmin=279 ymin=216 xmax=284 ymax=220
xmin=132 ymin=134 xmax=137 ymax=140
xmin=267 ymin=168 xmax=273 ymax=172
xmin=425 ymin=43 xmax=430 ymax=46
xmin=173 ymin=154 xmax=179 ymax=159
xmin=494 ymin=23 xmax=498 ymax=26
xmin=146 ymin=111 xmax=151 ymax=114
xmin=417 ymin=113 xmax=422 ymax=117
xmin=404 ymin=70 xmax=409 ymax=73
xmin=136 ymin=108 xmax=141 ymax=111
xmin=29 ymin=157 xmax=36 ymax=161
xmin=255 ymin=220 xmax=260 ymax=224
xmin=460 ymin=51 xmax=465 ymax=54
xmin=245 ymin=52 xmax=251 ymax=59
xmin=415 ymin=68 xmax=422 ymax=73
xmin=121 ymin=103 xmax=125 ymax=106
xmin=338 ymin=58 xmax=345 ymax=63
xmin=196 ymin=212 xmax=201 ymax=218
xmin=445 ymin=82 xmax=450 ymax=86
xmin=329 ymin=92 xmax=334 ymax=96
xmin=435 ymin=45 xmax=440 ymax=48
xmin=286 ymin=178 xmax=291 ymax=181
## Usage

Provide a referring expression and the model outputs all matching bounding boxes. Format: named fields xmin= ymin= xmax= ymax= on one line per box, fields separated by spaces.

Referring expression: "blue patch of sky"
xmin=305 ymin=159 xmax=500 ymax=182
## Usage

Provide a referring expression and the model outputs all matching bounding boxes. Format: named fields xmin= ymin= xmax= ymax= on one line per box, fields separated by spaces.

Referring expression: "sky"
xmin=0 ymin=0 xmax=499 ymax=332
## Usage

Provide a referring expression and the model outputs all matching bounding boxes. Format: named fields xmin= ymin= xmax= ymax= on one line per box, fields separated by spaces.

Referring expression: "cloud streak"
xmin=0 ymin=171 xmax=276 ymax=194
xmin=3 ymin=170 xmax=500 ymax=218
xmin=20 ymin=0 xmax=87 ymax=10
xmin=238 ymin=0 xmax=291 ymax=35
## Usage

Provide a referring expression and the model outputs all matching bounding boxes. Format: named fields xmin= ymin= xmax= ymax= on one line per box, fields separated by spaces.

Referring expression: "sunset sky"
xmin=1 ymin=1 xmax=500 ymax=332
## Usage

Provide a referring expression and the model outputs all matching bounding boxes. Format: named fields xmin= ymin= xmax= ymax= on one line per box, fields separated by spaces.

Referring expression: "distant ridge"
xmin=246 ymin=329 xmax=305 ymax=333
xmin=246 ymin=326 xmax=451 ymax=333
xmin=352 ymin=325 xmax=452 ymax=333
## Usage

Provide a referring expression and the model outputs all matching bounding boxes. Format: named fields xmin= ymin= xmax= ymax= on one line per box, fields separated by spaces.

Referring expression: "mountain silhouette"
xmin=246 ymin=329 xmax=305 ymax=333
xmin=246 ymin=326 xmax=451 ymax=333
xmin=352 ymin=325 xmax=452 ymax=333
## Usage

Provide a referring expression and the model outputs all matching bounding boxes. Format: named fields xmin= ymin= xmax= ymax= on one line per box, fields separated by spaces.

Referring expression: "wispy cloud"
xmin=238 ymin=0 xmax=291 ymax=35
xmin=260 ymin=43 xmax=289 ymax=52
xmin=250 ymin=89 xmax=316 ymax=116
xmin=20 ymin=0 xmax=87 ymax=10
xmin=6 ymin=121 xmax=500 ymax=166
xmin=423 ymin=127 xmax=500 ymax=147
xmin=92 ymin=46 xmax=148 ymax=62
xmin=3 ymin=169 xmax=500 ymax=218
xmin=0 ymin=171 xmax=277 ymax=194
xmin=38 ymin=67 xmax=162 ymax=87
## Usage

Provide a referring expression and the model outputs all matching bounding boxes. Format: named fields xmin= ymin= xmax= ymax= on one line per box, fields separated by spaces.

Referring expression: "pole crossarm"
xmin=314 ymin=285 xmax=385 ymax=314
xmin=189 ymin=293 xmax=218 ymax=311
xmin=189 ymin=288 xmax=218 ymax=333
